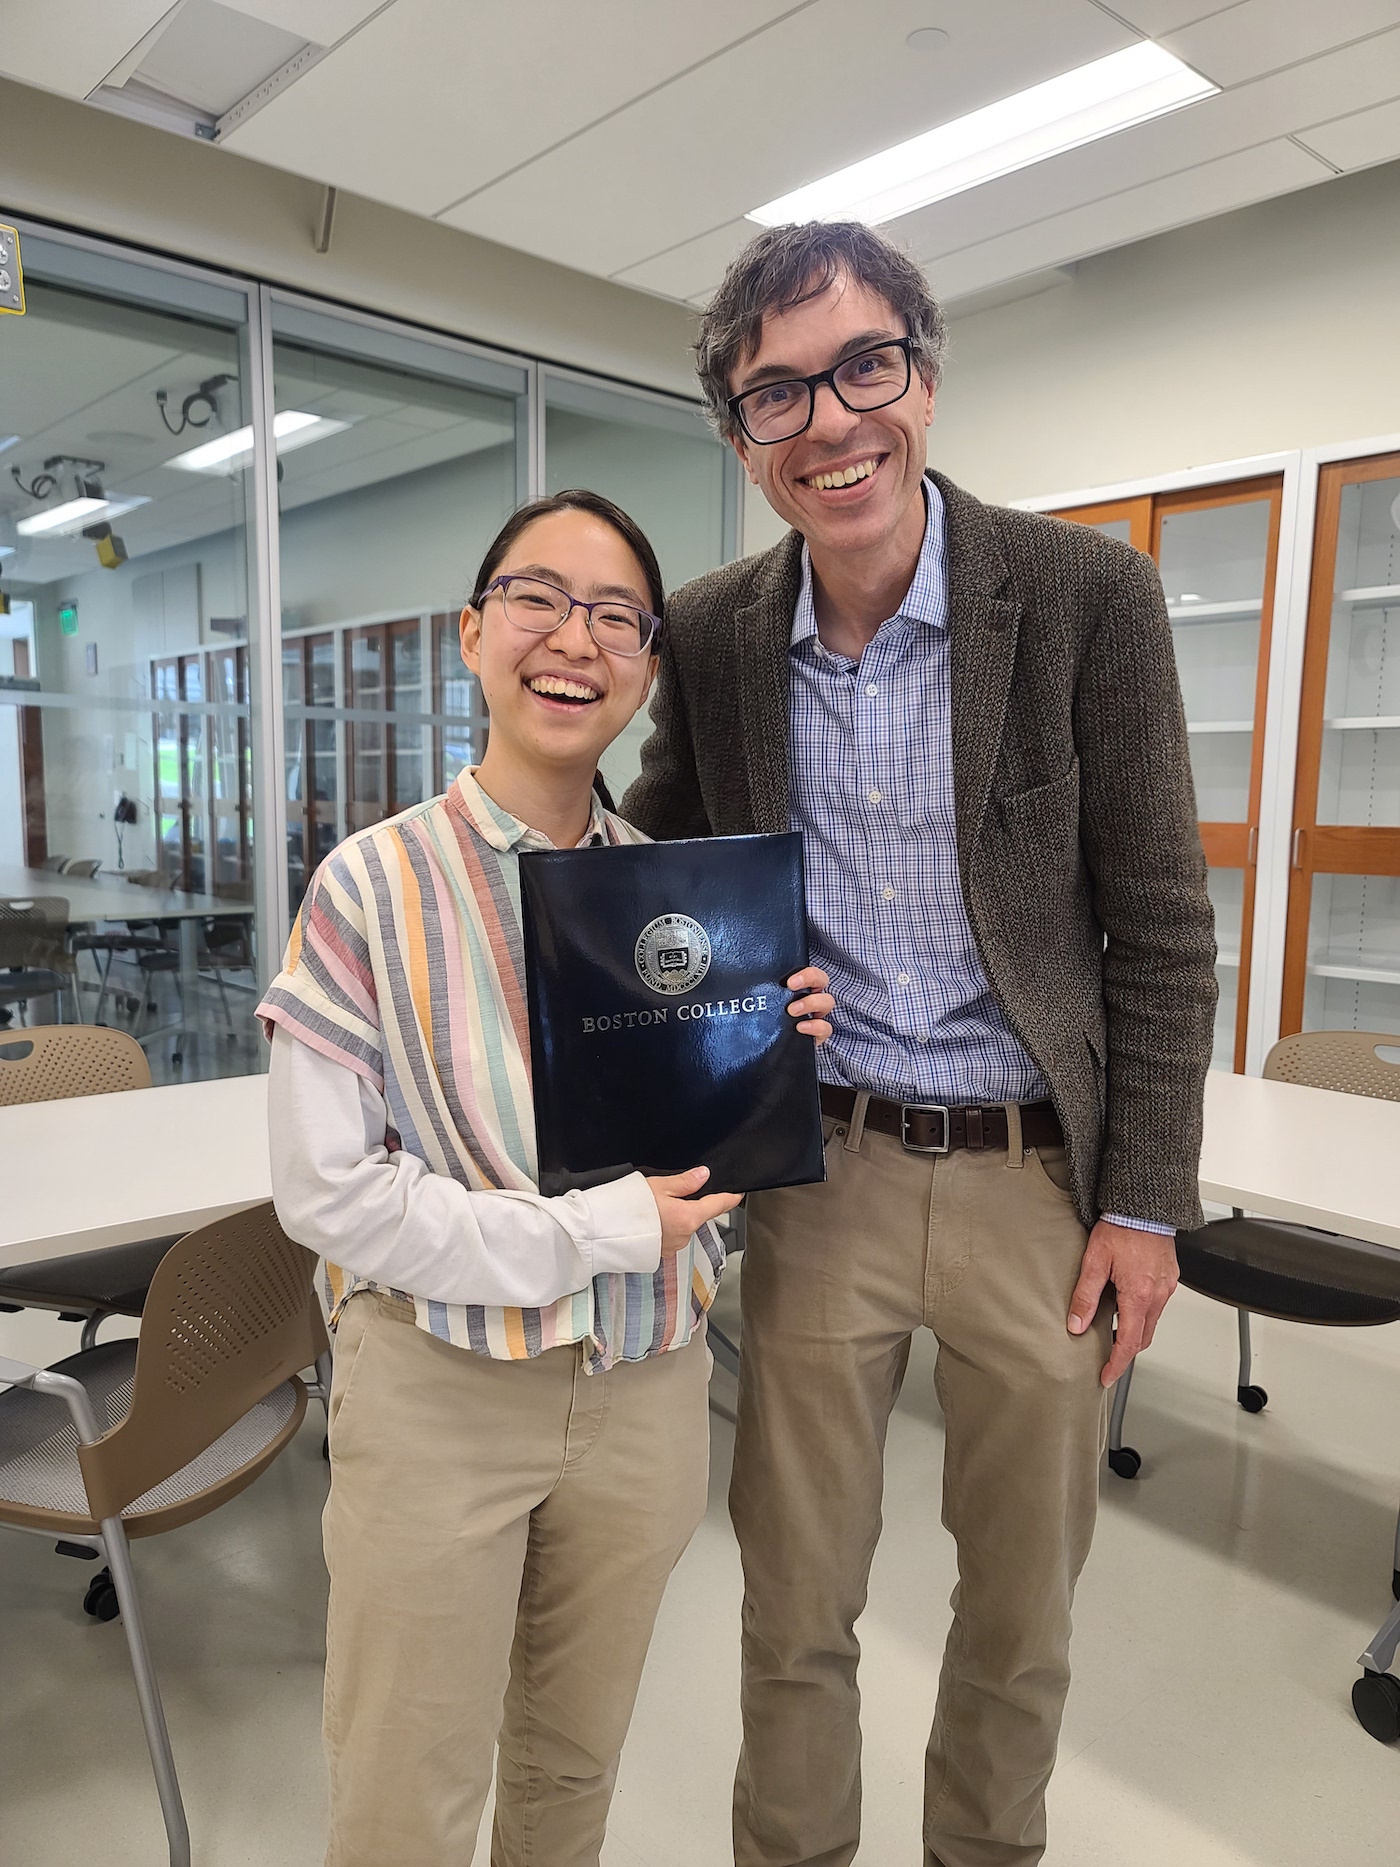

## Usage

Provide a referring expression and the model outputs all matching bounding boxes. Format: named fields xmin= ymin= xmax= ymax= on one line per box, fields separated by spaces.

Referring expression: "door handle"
xmin=1292 ymin=827 xmax=1305 ymax=870
xmin=1247 ymin=825 xmax=1258 ymax=867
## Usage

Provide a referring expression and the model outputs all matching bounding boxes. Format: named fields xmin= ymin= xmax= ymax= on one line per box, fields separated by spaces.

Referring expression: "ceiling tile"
xmin=1101 ymin=2 xmax=1241 ymax=32
xmin=1162 ymin=0 xmax=1400 ymax=88
xmin=929 ymin=136 xmax=1330 ymax=302
xmin=438 ymin=0 xmax=1131 ymax=277
xmin=613 ymin=220 xmax=755 ymax=302
xmin=1296 ymin=96 xmax=1400 ymax=171
xmin=219 ymin=0 xmax=805 ymax=216
xmin=220 ymin=1 xmax=386 ymax=41
xmin=0 ymin=1 xmax=177 ymax=98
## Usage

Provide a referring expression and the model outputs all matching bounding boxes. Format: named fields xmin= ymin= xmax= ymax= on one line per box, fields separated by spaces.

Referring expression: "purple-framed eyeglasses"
xmin=476 ymin=573 xmax=661 ymax=657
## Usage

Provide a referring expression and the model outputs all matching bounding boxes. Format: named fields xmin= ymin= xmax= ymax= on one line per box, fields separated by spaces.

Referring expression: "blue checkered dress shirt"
xmin=788 ymin=481 xmax=1168 ymax=1234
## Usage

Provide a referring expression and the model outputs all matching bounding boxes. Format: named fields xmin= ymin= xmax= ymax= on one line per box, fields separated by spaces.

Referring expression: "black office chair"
xmin=1107 ymin=1032 xmax=1400 ymax=1602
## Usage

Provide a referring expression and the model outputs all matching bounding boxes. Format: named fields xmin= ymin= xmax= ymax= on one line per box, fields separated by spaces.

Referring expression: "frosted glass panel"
xmin=1158 ymin=499 xmax=1271 ymax=823
xmin=1318 ymin=476 xmax=1400 ymax=828
xmin=1302 ymin=873 xmax=1400 ymax=1037
xmin=1207 ymin=866 xmax=1243 ymax=1070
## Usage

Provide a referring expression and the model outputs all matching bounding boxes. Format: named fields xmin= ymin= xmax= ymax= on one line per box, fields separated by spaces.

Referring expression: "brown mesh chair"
xmin=0 ymin=894 xmax=79 ymax=1025
xmin=0 ymin=1027 xmax=183 ymax=1346
xmin=0 ymin=1202 xmax=330 ymax=1867
xmin=62 ymin=857 xmax=102 ymax=878
xmin=1107 ymin=1034 xmax=1400 ymax=1584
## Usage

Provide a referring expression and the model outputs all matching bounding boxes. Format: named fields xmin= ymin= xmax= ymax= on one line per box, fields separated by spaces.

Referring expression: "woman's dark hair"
xmin=469 ymin=488 xmax=665 ymax=629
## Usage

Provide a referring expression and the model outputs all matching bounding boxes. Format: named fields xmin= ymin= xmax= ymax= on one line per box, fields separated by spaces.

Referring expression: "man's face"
xmin=727 ymin=271 xmax=935 ymax=556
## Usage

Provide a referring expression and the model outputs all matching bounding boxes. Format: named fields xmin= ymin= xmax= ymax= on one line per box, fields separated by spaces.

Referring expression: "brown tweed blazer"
xmin=622 ymin=470 xmax=1217 ymax=1231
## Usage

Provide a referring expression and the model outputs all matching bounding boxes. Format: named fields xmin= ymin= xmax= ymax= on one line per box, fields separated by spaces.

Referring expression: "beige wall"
xmin=0 ymin=76 xmax=700 ymax=398
xmin=931 ymin=160 xmax=1400 ymax=509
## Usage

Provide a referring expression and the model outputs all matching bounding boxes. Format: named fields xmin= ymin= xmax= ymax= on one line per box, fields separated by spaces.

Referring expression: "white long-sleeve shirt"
xmin=267 ymin=1027 xmax=663 ymax=1311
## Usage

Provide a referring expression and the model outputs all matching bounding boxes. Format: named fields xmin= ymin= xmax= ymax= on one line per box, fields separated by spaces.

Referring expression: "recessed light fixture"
xmin=747 ymin=41 xmax=1218 ymax=227
xmin=166 ymin=409 xmax=349 ymax=473
xmin=15 ymin=494 xmax=151 ymax=538
xmin=1179 ymin=593 xmax=1204 ymax=602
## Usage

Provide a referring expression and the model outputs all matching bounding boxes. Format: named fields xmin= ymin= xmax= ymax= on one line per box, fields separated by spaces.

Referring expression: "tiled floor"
xmin=2 ymin=1273 xmax=1399 ymax=1864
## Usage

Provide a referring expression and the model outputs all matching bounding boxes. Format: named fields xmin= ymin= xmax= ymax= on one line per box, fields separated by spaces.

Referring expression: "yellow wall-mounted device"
xmin=0 ymin=224 xmax=24 ymax=316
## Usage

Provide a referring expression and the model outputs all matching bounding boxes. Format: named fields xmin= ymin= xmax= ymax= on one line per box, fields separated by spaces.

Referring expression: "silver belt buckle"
xmin=900 ymin=1103 xmax=950 ymax=1154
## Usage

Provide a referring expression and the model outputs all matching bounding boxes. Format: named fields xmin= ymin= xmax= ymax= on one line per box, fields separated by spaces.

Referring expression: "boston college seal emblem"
xmin=634 ymin=913 xmax=712 ymax=996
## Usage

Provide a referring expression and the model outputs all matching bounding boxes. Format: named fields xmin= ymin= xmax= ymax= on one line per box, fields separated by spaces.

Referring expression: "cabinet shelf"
xmin=1166 ymin=599 xmax=1262 ymax=622
xmin=1336 ymin=584 xmax=1400 ymax=609
xmin=1307 ymin=954 xmax=1400 ymax=988
xmin=1187 ymin=719 xmax=1253 ymax=734
xmin=1323 ymin=715 xmax=1400 ymax=731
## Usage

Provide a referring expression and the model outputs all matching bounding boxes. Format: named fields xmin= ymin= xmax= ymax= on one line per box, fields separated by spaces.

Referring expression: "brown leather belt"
xmin=819 ymin=1084 xmax=1062 ymax=1155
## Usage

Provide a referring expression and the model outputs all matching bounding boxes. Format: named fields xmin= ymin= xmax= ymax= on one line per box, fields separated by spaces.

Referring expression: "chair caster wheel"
xmin=171 ymin=1051 xmax=183 ymax=1067
xmin=1237 ymin=1384 xmax=1268 ymax=1413
xmin=1352 ymin=1670 xmax=1400 ymax=1744
xmin=83 ymin=1568 xmax=120 ymax=1621
xmin=1108 ymin=1446 xmax=1141 ymax=1479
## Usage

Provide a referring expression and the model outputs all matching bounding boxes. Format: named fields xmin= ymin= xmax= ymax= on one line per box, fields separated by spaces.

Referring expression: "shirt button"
xmin=866 ymin=683 xmax=879 ymax=697
xmin=867 ymin=788 xmax=882 ymax=804
xmin=897 ymin=972 xmax=911 ymax=986
xmin=881 ymin=886 xmax=895 ymax=901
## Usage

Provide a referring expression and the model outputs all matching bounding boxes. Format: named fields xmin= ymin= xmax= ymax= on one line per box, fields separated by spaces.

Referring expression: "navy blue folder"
xmin=520 ymin=832 xmax=825 ymax=1198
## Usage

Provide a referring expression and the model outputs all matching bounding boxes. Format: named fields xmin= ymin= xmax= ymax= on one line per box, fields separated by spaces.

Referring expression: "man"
xmin=623 ymin=220 xmax=1216 ymax=1867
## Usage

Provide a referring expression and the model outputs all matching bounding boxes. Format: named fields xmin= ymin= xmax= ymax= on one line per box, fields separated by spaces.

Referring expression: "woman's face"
xmin=459 ymin=508 xmax=658 ymax=779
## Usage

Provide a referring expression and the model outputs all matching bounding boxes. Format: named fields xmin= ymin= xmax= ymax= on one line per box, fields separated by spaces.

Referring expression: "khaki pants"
xmin=322 ymin=1292 xmax=711 ymax=1867
xmin=731 ymin=1108 xmax=1113 ymax=1867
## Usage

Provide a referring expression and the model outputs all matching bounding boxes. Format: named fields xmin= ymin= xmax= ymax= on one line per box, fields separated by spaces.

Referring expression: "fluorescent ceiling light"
xmin=748 ymin=42 xmax=1218 ymax=227
xmin=0 ymin=436 xmax=20 ymax=456
xmin=166 ymin=408 xmax=349 ymax=473
xmin=15 ymin=494 xmax=150 ymax=538
xmin=0 ymin=545 xmax=15 ymax=559
xmin=17 ymin=497 xmax=108 ymax=537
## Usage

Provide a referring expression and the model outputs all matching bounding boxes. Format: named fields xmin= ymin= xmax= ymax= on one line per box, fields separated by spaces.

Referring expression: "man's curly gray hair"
xmin=695 ymin=221 xmax=947 ymax=439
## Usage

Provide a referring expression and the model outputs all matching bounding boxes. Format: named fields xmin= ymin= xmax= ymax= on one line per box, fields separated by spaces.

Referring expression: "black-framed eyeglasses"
xmin=727 ymin=337 xmax=915 ymax=446
xmin=477 ymin=574 xmax=661 ymax=657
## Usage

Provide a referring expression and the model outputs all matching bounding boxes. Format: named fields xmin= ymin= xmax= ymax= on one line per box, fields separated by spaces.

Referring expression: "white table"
xmin=0 ymin=862 xmax=252 ymax=1051
xmin=0 ymin=1074 xmax=269 ymax=1271
xmin=1198 ymin=1069 xmax=1400 ymax=1249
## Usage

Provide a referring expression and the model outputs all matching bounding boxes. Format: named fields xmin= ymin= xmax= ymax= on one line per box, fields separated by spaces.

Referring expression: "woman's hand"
xmin=785 ymin=966 xmax=835 ymax=1044
xmin=645 ymin=1167 xmax=743 ymax=1256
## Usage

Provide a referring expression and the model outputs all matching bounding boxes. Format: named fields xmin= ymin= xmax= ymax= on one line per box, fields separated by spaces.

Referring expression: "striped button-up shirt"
xmin=789 ymin=481 xmax=1166 ymax=1232
xmin=259 ymin=771 xmax=723 ymax=1368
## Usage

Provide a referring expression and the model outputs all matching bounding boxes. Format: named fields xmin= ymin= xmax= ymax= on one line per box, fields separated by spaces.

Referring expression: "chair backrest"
xmin=1263 ymin=1030 xmax=1400 ymax=1102
xmin=0 ymin=1024 xmax=152 ymax=1105
xmin=0 ymin=896 xmax=71 ymax=972
xmin=78 ymin=1202 xmax=329 ymax=1522
xmin=39 ymin=854 xmax=69 ymax=872
xmin=62 ymin=858 xmax=101 ymax=878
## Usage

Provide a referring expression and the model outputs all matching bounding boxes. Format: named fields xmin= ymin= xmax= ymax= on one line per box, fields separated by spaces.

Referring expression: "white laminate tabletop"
xmin=0 ymin=1073 xmax=270 ymax=1269
xmin=0 ymin=863 xmax=240 ymax=921
xmin=1199 ymin=1070 xmax=1400 ymax=1251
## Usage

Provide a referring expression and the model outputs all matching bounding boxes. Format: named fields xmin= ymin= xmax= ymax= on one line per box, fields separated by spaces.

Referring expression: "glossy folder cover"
xmin=520 ymin=832 xmax=825 ymax=1198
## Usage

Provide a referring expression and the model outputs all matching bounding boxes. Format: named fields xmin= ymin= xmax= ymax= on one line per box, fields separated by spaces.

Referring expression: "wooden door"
xmin=1051 ymin=476 xmax=1284 ymax=1071
xmin=1282 ymin=451 xmax=1400 ymax=1038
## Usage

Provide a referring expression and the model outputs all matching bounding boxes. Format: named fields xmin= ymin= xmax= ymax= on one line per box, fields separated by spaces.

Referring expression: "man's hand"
xmin=785 ymin=966 xmax=835 ymax=1043
xmin=1067 ymin=1219 xmax=1179 ymax=1388
xmin=646 ymin=1167 xmax=743 ymax=1257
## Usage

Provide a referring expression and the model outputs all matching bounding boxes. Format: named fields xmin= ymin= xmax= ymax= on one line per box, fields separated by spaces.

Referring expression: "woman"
xmin=258 ymin=489 xmax=834 ymax=1867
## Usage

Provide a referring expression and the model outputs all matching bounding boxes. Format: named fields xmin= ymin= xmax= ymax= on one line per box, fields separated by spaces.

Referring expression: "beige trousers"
xmin=322 ymin=1292 xmax=711 ymax=1867
xmin=731 ymin=1108 xmax=1113 ymax=1867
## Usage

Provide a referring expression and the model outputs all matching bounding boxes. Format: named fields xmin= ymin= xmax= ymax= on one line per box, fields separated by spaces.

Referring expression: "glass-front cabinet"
xmin=1050 ymin=477 xmax=1285 ymax=1071
xmin=1283 ymin=451 xmax=1400 ymax=1038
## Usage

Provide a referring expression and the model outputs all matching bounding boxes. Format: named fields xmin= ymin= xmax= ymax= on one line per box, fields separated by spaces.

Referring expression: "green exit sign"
xmin=58 ymin=602 xmax=79 ymax=635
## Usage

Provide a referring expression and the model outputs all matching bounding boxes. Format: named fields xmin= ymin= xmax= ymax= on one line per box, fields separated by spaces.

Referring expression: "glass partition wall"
xmin=0 ymin=223 xmax=739 ymax=1090
xmin=1283 ymin=451 xmax=1400 ymax=1038
xmin=1050 ymin=477 xmax=1285 ymax=1072
xmin=0 ymin=235 xmax=266 ymax=1085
